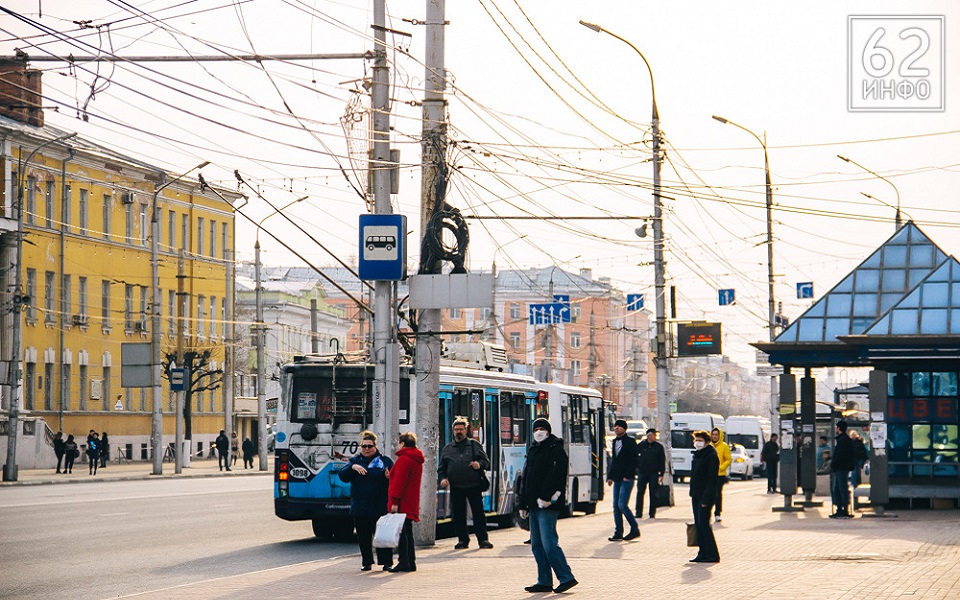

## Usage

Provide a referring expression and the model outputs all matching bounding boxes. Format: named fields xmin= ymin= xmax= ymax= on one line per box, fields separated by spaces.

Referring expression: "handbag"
xmin=686 ymin=522 xmax=698 ymax=547
xmin=373 ymin=513 xmax=406 ymax=549
xmin=652 ymin=483 xmax=672 ymax=509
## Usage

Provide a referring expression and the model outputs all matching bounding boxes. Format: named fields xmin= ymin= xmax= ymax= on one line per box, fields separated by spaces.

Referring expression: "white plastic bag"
xmin=373 ymin=513 xmax=406 ymax=549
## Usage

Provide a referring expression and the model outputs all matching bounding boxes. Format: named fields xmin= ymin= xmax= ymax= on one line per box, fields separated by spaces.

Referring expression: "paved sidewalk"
xmin=116 ymin=481 xmax=959 ymax=599
xmin=0 ymin=455 xmax=272 ymax=486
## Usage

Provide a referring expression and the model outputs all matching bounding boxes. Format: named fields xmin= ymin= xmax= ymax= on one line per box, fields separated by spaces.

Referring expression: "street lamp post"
xmin=151 ymin=161 xmax=209 ymax=475
xmin=3 ymin=132 xmax=77 ymax=482
xmin=837 ymin=155 xmax=902 ymax=229
xmin=580 ymin=21 xmax=671 ymax=485
xmin=712 ymin=115 xmax=779 ymax=430
xmin=254 ymin=196 xmax=307 ymax=470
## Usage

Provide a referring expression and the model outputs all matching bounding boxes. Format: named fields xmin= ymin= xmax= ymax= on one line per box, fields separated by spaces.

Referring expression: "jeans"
xmin=766 ymin=461 xmax=778 ymax=492
xmin=353 ymin=515 xmax=393 ymax=567
xmin=715 ymin=476 xmax=728 ymax=516
xmin=218 ymin=450 xmax=230 ymax=470
xmin=850 ymin=462 xmax=864 ymax=488
xmin=612 ymin=479 xmax=638 ymax=536
xmin=635 ymin=472 xmax=660 ymax=517
xmin=691 ymin=499 xmax=720 ymax=560
xmin=529 ymin=507 xmax=574 ymax=587
xmin=831 ymin=470 xmax=851 ymax=513
xmin=451 ymin=486 xmax=489 ymax=543
xmin=396 ymin=518 xmax=416 ymax=567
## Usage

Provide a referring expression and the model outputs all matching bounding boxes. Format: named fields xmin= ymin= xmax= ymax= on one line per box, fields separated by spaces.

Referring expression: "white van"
xmin=725 ymin=415 xmax=771 ymax=475
xmin=670 ymin=412 xmax=726 ymax=482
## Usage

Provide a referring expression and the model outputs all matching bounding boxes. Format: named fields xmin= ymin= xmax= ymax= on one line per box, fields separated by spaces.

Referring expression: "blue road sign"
xmin=797 ymin=282 xmax=814 ymax=299
xmin=718 ymin=288 xmax=736 ymax=306
xmin=170 ymin=368 xmax=185 ymax=392
xmin=358 ymin=214 xmax=407 ymax=281
xmin=627 ymin=293 xmax=644 ymax=311
xmin=553 ymin=294 xmax=570 ymax=306
xmin=529 ymin=302 xmax=570 ymax=325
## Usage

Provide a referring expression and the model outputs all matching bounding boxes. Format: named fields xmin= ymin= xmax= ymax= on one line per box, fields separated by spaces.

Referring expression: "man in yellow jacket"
xmin=711 ymin=428 xmax=732 ymax=523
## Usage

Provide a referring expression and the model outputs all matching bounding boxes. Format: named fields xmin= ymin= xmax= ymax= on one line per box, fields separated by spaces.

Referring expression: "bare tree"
xmin=162 ymin=350 xmax=223 ymax=441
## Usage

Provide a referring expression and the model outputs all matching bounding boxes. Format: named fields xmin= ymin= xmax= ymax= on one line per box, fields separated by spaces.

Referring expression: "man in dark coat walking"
xmin=606 ymin=419 xmax=640 ymax=541
xmin=635 ymin=428 xmax=666 ymax=518
xmin=438 ymin=417 xmax=493 ymax=549
xmin=689 ymin=430 xmax=720 ymax=563
xmin=761 ymin=433 xmax=780 ymax=493
xmin=215 ymin=430 xmax=231 ymax=471
xmin=830 ymin=420 xmax=856 ymax=518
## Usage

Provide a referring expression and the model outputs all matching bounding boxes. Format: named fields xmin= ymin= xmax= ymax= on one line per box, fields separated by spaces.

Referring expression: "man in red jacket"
xmin=387 ymin=431 xmax=424 ymax=572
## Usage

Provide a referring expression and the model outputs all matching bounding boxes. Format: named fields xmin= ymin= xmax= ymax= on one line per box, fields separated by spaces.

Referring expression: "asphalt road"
xmin=0 ymin=477 xmax=353 ymax=600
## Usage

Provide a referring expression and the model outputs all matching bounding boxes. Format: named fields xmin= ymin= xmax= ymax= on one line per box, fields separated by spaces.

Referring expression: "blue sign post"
xmin=626 ymin=294 xmax=644 ymax=311
xmin=358 ymin=214 xmax=407 ymax=281
xmin=718 ymin=289 xmax=736 ymax=306
xmin=529 ymin=302 xmax=571 ymax=325
xmin=170 ymin=368 xmax=185 ymax=392
xmin=797 ymin=282 xmax=814 ymax=299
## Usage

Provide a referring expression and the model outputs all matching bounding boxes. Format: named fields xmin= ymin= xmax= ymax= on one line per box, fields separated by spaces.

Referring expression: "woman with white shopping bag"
xmin=385 ymin=431 xmax=424 ymax=573
xmin=338 ymin=430 xmax=394 ymax=571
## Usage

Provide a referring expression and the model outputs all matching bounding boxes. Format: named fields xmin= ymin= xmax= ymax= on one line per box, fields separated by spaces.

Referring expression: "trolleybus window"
xmin=569 ymin=395 xmax=589 ymax=444
xmin=500 ymin=391 xmax=527 ymax=445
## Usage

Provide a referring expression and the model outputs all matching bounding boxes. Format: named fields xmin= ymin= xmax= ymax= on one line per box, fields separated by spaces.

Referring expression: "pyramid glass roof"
xmin=775 ymin=223 xmax=947 ymax=343
xmin=864 ymin=256 xmax=960 ymax=335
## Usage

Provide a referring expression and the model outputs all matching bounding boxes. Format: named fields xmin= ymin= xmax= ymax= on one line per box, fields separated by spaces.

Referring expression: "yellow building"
xmin=1 ymin=60 xmax=238 ymax=466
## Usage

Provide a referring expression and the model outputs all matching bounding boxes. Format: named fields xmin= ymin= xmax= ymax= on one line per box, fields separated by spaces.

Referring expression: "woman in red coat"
xmin=386 ymin=431 xmax=424 ymax=572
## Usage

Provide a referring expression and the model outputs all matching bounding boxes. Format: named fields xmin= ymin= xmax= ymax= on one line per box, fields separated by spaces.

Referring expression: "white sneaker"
xmin=715 ymin=516 xmax=722 ymax=523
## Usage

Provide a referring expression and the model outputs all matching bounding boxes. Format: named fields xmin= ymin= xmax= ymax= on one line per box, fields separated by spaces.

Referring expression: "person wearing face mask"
xmin=518 ymin=418 xmax=578 ymax=594
xmin=689 ymin=430 xmax=721 ymax=563
xmin=338 ymin=431 xmax=395 ymax=571
xmin=438 ymin=417 xmax=493 ymax=549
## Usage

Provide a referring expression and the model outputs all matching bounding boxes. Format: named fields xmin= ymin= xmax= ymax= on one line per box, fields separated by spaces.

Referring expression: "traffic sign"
xmin=553 ymin=294 xmax=570 ymax=306
xmin=756 ymin=350 xmax=770 ymax=364
xmin=627 ymin=294 xmax=644 ymax=311
xmin=114 ymin=399 xmax=123 ymax=411
xmin=797 ymin=282 xmax=814 ymax=299
xmin=358 ymin=214 xmax=407 ymax=281
xmin=528 ymin=302 xmax=570 ymax=325
xmin=718 ymin=289 xmax=736 ymax=306
xmin=757 ymin=365 xmax=784 ymax=377
xmin=170 ymin=368 xmax=186 ymax=392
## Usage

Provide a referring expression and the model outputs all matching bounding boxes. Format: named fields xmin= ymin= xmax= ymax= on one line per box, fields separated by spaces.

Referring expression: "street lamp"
xmin=579 ymin=20 xmax=670 ymax=483
xmin=253 ymin=196 xmax=307 ymax=470
xmin=712 ymin=115 xmax=778 ymax=423
xmin=4 ymin=132 xmax=77 ymax=482
xmin=837 ymin=154 xmax=902 ymax=229
xmin=150 ymin=160 xmax=208 ymax=475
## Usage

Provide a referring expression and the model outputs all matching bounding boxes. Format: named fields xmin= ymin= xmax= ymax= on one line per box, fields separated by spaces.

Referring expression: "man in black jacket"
xmin=829 ymin=420 xmax=856 ymax=518
xmin=635 ymin=428 xmax=666 ymax=518
xmin=606 ymin=419 xmax=640 ymax=541
xmin=761 ymin=433 xmax=780 ymax=493
xmin=438 ymin=417 xmax=493 ymax=549
xmin=215 ymin=430 xmax=231 ymax=472
xmin=518 ymin=418 xmax=578 ymax=594
xmin=689 ymin=430 xmax=720 ymax=563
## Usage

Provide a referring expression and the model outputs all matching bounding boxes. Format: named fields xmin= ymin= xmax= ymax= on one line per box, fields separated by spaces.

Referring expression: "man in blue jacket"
xmin=607 ymin=419 xmax=640 ymax=541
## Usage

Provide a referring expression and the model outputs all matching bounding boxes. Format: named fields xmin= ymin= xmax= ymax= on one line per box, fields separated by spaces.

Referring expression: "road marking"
xmin=100 ymin=512 xmax=130 ymax=517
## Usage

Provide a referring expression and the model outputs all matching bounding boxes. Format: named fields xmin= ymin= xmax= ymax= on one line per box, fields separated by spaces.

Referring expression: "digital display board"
xmin=676 ymin=322 xmax=722 ymax=356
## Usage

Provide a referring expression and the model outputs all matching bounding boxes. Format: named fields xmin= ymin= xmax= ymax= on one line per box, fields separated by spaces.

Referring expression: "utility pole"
xmin=415 ymin=0 xmax=447 ymax=546
xmin=545 ymin=276 xmax=554 ymax=382
xmin=255 ymin=237 xmax=267 ymax=470
xmin=587 ymin=310 xmax=596 ymax=385
xmin=224 ymin=249 xmax=234 ymax=455
xmin=175 ymin=251 xmax=186 ymax=472
xmin=371 ymin=0 xmax=398 ymax=452
xmin=310 ymin=299 xmax=319 ymax=353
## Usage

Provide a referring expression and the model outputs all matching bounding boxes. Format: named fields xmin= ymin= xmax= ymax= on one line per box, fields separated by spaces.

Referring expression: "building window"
xmin=61 ymin=274 xmax=71 ymax=324
xmin=196 ymin=390 xmax=203 ymax=413
xmin=44 ymin=363 xmax=53 ymax=410
xmin=209 ymin=220 xmax=216 ymax=257
xmin=168 ymin=210 xmax=176 ymax=251
xmin=221 ymin=298 xmax=227 ymax=339
xmin=197 ymin=295 xmax=206 ymax=337
xmin=102 ymin=366 xmax=111 ymax=411
xmin=62 ymin=184 xmax=71 ymax=230
xmin=79 ymin=365 xmax=88 ymax=410
xmin=79 ymin=189 xmax=89 ymax=235
xmin=63 ymin=364 xmax=72 ymax=411
xmin=45 ymin=180 xmax=55 ymax=228
xmin=140 ymin=387 xmax=147 ymax=412
xmin=102 ymin=194 xmax=111 ymax=240
xmin=571 ymin=332 xmax=581 ymax=349
xmin=125 ymin=203 xmax=133 ymax=243
xmin=450 ymin=308 xmax=461 ymax=319
xmin=26 ymin=176 xmax=37 ymax=224
xmin=572 ymin=360 xmax=582 ymax=377
xmin=572 ymin=304 xmax=581 ymax=322
xmin=510 ymin=303 xmax=521 ymax=320
xmin=139 ymin=286 xmax=148 ymax=329
xmin=210 ymin=296 xmax=217 ymax=338
xmin=101 ymin=280 xmax=111 ymax=328
xmin=139 ymin=204 xmax=148 ymax=246
xmin=509 ymin=332 xmax=521 ymax=348
xmin=124 ymin=284 xmax=134 ymax=330
xmin=197 ymin=217 xmax=205 ymax=257
xmin=26 ymin=269 xmax=37 ymax=321
xmin=181 ymin=214 xmax=189 ymax=251
xmin=44 ymin=271 xmax=55 ymax=324
xmin=221 ymin=222 xmax=229 ymax=258
xmin=24 ymin=362 xmax=35 ymax=410
xmin=167 ymin=290 xmax=176 ymax=335
xmin=78 ymin=276 xmax=87 ymax=317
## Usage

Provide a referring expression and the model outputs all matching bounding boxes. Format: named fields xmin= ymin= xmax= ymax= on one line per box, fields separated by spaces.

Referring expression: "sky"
xmin=2 ymin=0 xmax=958 ymax=366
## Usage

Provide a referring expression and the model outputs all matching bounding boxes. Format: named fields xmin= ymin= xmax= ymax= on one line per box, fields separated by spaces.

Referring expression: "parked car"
xmin=729 ymin=443 xmax=754 ymax=480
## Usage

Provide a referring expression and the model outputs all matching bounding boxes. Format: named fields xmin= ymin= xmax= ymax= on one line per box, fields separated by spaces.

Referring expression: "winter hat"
xmin=614 ymin=419 xmax=628 ymax=429
xmin=532 ymin=418 xmax=552 ymax=434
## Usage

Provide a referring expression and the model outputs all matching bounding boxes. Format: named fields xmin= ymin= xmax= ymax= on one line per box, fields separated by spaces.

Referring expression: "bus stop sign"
xmin=358 ymin=214 xmax=407 ymax=281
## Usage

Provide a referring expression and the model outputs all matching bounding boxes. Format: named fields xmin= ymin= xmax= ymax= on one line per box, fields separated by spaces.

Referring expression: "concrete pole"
xmin=415 ymin=0 xmax=446 ymax=546
xmin=310 ymin=299 xmax=319 ymax=353
xmin=255 ymin=239 xmax=267 ymax=470
xmin=224 ymin=249 xmax=234 ymax=456
xmin=175 ymin=251 xmax=186 ymax=472
xmin=372 ymin=0 xmax=396 ymax=451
